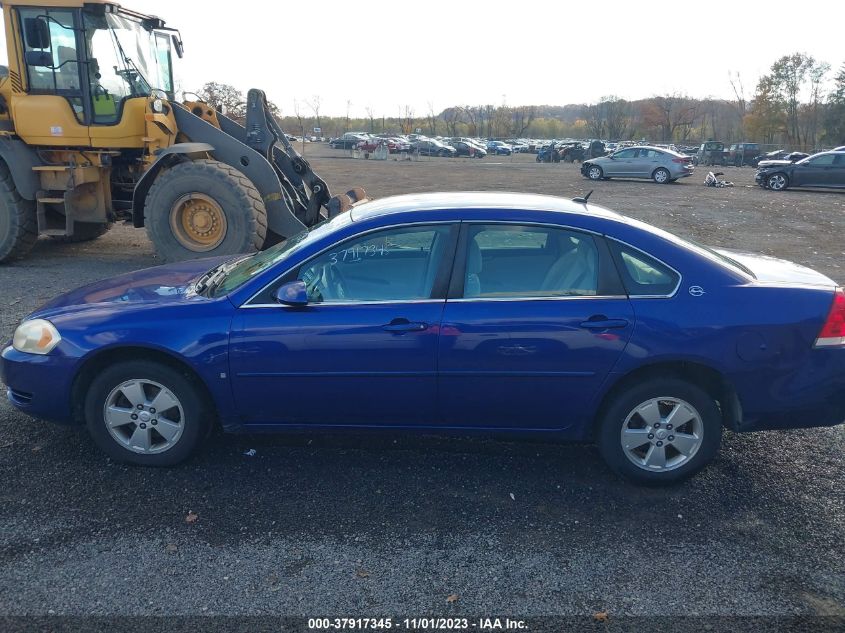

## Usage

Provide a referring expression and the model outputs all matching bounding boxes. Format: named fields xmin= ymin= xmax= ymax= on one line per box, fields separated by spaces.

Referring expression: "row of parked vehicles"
xmin=329 ymin=133 xmax=555 ymax=157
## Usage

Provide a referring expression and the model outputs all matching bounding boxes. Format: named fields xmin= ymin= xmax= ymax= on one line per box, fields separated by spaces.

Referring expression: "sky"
xmin=3 ymin=0 xmax=843 ymax=117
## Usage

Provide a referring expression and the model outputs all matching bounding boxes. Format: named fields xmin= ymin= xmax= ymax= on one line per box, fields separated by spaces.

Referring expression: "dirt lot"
xmin=0 ymin=144 xmax=843 ymax=623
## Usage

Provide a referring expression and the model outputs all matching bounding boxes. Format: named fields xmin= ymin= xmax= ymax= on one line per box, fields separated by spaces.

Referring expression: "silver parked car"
xmin=581 ymin=146 xmax=694 ymax=184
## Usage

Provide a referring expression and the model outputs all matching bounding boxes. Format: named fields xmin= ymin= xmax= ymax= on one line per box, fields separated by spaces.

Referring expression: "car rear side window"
xmin=610 ymin=242 xmax=680 ymax=297
xmin=462 ymin=225 xmax=613 ymax=298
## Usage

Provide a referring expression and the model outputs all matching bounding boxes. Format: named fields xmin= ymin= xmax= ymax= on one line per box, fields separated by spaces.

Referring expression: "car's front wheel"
xmin=84 ymin=360 xmax=210 ymax=466
xmin=766 ymin=173 xmax=789 ymax=191
xmin=586 ymin=164 xmax=603 ymax=180
xmin=596 ymin=378 xmax=722 ymax=485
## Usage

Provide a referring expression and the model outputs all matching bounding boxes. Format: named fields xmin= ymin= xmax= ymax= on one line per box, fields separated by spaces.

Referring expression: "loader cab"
xmin=5 ymin=1 xmax=180 ymax=146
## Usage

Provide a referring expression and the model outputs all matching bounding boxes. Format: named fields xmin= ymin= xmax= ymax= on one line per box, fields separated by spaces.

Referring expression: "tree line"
xmin=195 ymin=53 xmax=845 ymax=150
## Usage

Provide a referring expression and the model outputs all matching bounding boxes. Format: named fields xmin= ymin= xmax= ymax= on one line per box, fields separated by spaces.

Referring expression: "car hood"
xmin=714 ymin=248 xmax=837 ymax=288
xmin=757 ymin=159 xmax=792 ymax=168
xmin=31 ymin=255 xmax=234 ymax=317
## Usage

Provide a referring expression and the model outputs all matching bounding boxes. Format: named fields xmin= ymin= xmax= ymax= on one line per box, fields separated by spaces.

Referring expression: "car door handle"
xmin=382 ymin=318 xmax=428 ymax=333
xmin=580 ymin=317 xmax=629 ymax=329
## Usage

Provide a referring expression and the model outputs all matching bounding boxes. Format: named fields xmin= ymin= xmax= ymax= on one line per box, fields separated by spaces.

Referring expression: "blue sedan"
xmin=4 ymin=192 xmax=845 ymax=484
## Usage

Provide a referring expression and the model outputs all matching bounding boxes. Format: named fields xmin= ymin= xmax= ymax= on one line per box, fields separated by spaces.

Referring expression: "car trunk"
xmin=715 ymin=249 xmax=837 ymax=288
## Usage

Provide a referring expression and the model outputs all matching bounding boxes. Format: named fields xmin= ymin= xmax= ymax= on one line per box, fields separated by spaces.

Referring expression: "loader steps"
xmin=35 ymin=193 xmax=73 ymax=238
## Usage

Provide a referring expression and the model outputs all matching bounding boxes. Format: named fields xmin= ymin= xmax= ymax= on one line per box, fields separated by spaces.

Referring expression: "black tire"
xmin=585 ymin=164 xmax=604 ymax=180
xmin=144 ymin=159 xmax=267 ymax=262
xmin=0 ymin=160 xmax=37 ymax=263
xmin=49 ymin=221 xmax=112 ymax=243
xmin=84 ymin=360 xmax=211 ymax=466
xmin=596 ymin=378 xmax=722 ymax=485
xmin=652 ymin=167 xmax=671 ymax=184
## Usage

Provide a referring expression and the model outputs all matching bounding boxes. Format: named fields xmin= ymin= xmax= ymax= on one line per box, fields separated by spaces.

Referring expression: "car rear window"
xmin=609 ymin=242 xmax=680 ymax=297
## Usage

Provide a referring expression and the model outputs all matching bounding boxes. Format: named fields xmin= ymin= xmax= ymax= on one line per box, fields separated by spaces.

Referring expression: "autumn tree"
xmin=823 ymin=64 xmax=845 ymax=145
xmin=197 ymin=82 xmax=245 ymax=119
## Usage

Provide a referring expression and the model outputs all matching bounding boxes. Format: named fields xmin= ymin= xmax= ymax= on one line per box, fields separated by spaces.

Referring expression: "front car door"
xmin=437 ymin=222 xmax=635 ymax=431
xmin=229 ymin=223 xmax=458 ymax=427
xmin=793 ymin=153 xmax=836 ymax=186
xmin=605 ymin=148 xmax=636 ymax=176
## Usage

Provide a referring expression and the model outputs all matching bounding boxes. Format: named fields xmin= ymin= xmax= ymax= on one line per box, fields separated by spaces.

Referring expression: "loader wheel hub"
xmin=169 ymin=193 xmax=227 ymax=252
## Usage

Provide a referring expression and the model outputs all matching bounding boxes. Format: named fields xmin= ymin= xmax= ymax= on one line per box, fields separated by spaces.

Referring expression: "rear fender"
xmin=0 ymin=137 xmax=42 ymax=199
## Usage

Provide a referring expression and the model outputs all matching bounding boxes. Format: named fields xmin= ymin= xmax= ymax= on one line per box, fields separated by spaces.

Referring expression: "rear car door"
xmin=229 ymin=223 xmax=458 ymax=427
xmin=437 ymin=223 xmax=635 ymax=430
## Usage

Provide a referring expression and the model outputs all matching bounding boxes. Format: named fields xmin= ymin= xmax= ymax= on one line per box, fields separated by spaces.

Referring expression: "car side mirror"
xmin=24 ymin=16 xmax=51 ymax=50
xmin=274 ymin=280 xmax=308 ymax=307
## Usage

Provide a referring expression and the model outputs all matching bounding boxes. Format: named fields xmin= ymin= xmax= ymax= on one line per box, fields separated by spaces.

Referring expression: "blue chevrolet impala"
xmin=3 ymin=192 xmax=845 ymax=484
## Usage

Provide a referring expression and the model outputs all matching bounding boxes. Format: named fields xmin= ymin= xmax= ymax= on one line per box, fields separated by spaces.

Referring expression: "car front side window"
xmin=295 ymin=225 xmax=453 ymax=304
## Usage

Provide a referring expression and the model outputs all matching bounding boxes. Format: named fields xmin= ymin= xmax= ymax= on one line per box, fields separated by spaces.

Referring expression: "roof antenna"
xmin=572 ymin=190 xmax=593 ymax=205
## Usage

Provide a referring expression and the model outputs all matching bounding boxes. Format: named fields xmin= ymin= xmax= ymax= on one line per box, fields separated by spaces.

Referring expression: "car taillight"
xmin=672 ymin=157 xmax=690 ymax=164
xmin=815 ymin=287 xmax=845 ymax=347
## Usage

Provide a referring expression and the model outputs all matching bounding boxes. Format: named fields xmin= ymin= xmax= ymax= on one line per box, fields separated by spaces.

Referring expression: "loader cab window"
xmin=18 ymin=8 xmax=85 ymax=115
xmin=83 ymin=11 xmax=175 ymax=124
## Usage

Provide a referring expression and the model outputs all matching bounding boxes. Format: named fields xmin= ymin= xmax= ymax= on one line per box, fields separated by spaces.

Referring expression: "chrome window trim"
xmin=242 ymin=299 xmax=445 ymax=309
xmin=606 ymin=237 xmax=682 ymax=299
xmin=448 ymin=295 xmax=628 ymax=303
xmin=241 ymin=220 xmax=457 ymax=308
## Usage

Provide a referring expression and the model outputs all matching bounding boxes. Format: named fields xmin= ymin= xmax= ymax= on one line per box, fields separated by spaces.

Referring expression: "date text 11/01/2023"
xmin=307 ymin=617 xmax=528 ymax=630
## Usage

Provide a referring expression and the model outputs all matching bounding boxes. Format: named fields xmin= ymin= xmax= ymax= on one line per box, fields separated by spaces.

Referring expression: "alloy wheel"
xmin=103 ymin=379 xmax=185 ymax=454
xmin=620 ymin=397 xmax=704 ymax=472
xmin=768 ymin=174 xmax=787 ymax=190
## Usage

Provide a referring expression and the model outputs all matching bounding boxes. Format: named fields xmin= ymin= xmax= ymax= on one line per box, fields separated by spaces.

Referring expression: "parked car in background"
xmin=487 ymin=141 xmax=513 ymax=156
xmin=412 ymin=139 xmax=457 ymax=157
xmin=728 ymin=143 xmax=761 ymax=166
xmin=449 ymin=141 xmax=487 ymax=158
xmin=582 ymin=146 xmax=694 ymax=183
xmin=7 ymin=192 xmax=845 ymax=485
xmin=755 ymin=151 xmax=845 ymax=191
xmin=693 ymin=141 xmax=728 ymax=166
xmin=330 ymin=133 xmax=369 ymax=149
xmin=755 ymin=150 xmax=809 ymax=168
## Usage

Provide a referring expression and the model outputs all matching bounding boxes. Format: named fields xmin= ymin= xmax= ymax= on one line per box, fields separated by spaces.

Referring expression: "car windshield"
xmin=208 ymin=215 xmax=349 ymax=297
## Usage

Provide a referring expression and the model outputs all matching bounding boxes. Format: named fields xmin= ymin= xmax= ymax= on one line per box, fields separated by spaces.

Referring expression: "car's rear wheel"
xmin=596 ymin=378 xmax=722 ymax=485
xmin=767 ymin=173 xmax=789 ymax=191
xmin=586 ymin=165 xmax=603 ymax=180
xmin=653 ymin=167 xmax=671 ymax=184
xmin=84 ymin=360 xmax=210 ymax=466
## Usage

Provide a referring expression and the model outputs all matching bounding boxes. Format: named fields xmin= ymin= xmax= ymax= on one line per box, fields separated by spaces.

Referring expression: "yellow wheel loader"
xmin=0 ymin=0 xmax=364 ymax=262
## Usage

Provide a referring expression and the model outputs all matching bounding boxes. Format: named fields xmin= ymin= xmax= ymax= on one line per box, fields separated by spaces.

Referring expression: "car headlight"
xmin=12 ymin=319 xmax=61 ymax=355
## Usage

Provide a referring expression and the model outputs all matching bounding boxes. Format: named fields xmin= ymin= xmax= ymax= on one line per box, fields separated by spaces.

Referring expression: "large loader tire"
xmin=144 ymin=159 xmax=267 ymax=262
xmin=0 ymin=161 xmax=37 ymax=263
xmin=49 ymin=221 xmax=112 ymax=243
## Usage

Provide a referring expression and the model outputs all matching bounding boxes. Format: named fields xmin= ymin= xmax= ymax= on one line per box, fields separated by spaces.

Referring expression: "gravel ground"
xmin=0 ymin=145 xmax=843 ymax=622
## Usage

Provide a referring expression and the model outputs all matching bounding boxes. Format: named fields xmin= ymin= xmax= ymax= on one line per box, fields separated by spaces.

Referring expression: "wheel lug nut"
xmin=667 ymin=424 xmax=673 ymax=430
xmin=668 ymin=435 xmax=674 ymax=441
xmin=647 ymin=433 xmax=654 ymax=440
xmin=150 ymin=408 xmax=156 ymax=414
xmin=139 ymin=423 xmax=147 ymax=429
xmin=151 ymin=420 xmax=157 ymax=425
xmin=136 ymin=404 xmax=143 ymax=410
xmin=656 ymin=441 xmax=663 ymax=447
xmin=130 ymin=414 xmax=138 ymax=420
xmin=654 ymin=423 xmax=660 ymax=429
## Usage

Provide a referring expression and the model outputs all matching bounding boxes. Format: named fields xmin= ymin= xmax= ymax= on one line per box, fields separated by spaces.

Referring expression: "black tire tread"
xmin=0 ymin=160 xmax=38 ymax=262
